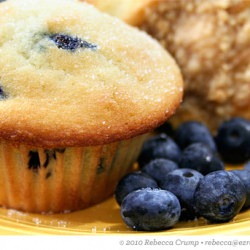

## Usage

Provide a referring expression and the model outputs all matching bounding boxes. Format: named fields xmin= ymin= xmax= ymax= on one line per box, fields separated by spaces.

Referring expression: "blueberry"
xmin=0 ymin=86 xmax=7 ymax=100
xmin=43 ymin=149 xmax=64 ymax=168
xmin=114 ymin=172 xmax=158 ymax=205
xmin=137 ymin=133 xmax=181 ymax=167
xmin=215 ymin=117 xmax=250 ymax=164
xmin=50 ymin=33 xmax=97 ymax=51
xmin=121 ymin=188 xmax=181 ymax=231
xmin=141 ymin=158 xmax=179 ymax=186
xmin=244 ymin=161 xmax=250 ymax=171
xmin=174 ymin=121 xmax=217 ymax=152
xmin=161 ymin=168 xmax=203 ymax=220
xmin=194 ymin=170 xmax=246 ymax=223
xmin=28 ymin=151 xmax=41 ymax=172
xmin=230 ymin=170 xmax=250 ymax=210
xmin=179 ymin=143 xmax=224 ymax=175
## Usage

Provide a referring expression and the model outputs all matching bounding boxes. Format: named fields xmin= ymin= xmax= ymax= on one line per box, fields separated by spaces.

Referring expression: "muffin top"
xmin=0 ymin=0 xmax=183 ymax=147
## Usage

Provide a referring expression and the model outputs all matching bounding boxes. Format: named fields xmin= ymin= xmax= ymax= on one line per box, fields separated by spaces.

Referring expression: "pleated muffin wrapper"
xmin=0 ymin=134 xmax=147 ymax=213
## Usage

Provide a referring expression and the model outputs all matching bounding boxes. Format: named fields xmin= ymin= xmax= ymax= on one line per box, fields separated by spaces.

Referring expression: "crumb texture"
xmin=140 ymin=0 xmax=250 ymax=130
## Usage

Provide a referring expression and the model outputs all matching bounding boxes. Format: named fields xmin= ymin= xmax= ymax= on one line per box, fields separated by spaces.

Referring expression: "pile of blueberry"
xmin=115 ymin=117 xmax=250 ymax=231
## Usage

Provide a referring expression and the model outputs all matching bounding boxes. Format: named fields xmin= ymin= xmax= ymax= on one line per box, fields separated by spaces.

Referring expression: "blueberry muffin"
xmin=85 ymin=0 xmax=250 ymax=132
xmin=0 ymin=0 xmax=183 ymax=213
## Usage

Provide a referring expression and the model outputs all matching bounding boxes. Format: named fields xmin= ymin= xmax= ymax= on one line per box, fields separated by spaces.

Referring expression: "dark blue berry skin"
xmin=230 ymin=170 xmax=250 ymax=210
xmin=174 ymin=121 xmax=217 ymax=153
xmin=215 ymin=117 xmax=250 ymax=164
xmin=155 ymin=122 xmax=175 ymax=137
xmin=0 ymin=86 xmax=7 ymax=100
xmin=244 ymin=161 xmax=250 ymax=171
xmin=141 ymin=158 xmax=179 ymax=186
xmin=137 ymin=133 xmax=181 ymax=167
xmin=161 ymin=168 xmax=203 ymax=220
xmin=194 ymin=170 xmax=246 ymax=223
xmin=50 ymin=33 xmax=97 ymax=51
xmin=179 ymin=143 xmax=224 ymax=175
xmin=114 ymin=172 xmax=158 ymax=205
xmin=121 ymin=188 xmax=181 ymax=231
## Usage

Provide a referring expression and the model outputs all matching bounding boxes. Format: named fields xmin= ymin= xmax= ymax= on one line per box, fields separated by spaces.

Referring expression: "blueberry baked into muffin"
xmin=0 ymin=0 xmax=183 ymax=212
xmin=85 ymin=0 xmax=250 ymax=132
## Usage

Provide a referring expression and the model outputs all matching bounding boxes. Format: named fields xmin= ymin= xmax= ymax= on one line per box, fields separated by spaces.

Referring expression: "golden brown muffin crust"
xmin=0 ymin=0 xmax=183 ymax=147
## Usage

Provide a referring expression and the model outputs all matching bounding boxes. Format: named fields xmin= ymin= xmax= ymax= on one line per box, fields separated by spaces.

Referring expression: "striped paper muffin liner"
xmin=0 ymin=134 xmax=147 ymax=213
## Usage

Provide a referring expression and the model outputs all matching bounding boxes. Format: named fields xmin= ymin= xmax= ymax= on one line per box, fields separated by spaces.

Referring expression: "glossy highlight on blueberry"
xmin=50 ymin=33 xmax=97 ymax=51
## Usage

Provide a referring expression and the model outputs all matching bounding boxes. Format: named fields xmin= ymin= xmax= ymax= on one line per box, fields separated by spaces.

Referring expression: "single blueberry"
xmin=179 ymin=142 xmax=224 ymax=175
xmin=141 ymin=158 xmax=179 ymax=186
xmin=50 ymin=33 xmax=97 ymax=51
xmin=194 ymin=170 xmax=246 ymax=223
xmin=174 ymin=121 xmax=217 ymax=152
xmin=161 ymin=168 xmax=204 ymax=220
xmin=230 ymin=170 xmax=250 ymax=210
xmin=215 ymin=117 xmax=250 ymax=164
xmin=114 ymin=171 xmax=158 ymax=205
xmin=137 ymin=133 xmax=181 ymax=167
xmin=121 ymin=188 xmax=181 ymax=231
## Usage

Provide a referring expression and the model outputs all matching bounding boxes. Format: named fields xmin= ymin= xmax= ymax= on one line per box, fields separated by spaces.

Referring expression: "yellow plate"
xmin=0 ymin=194 xmax=250 ymax=235
xmin=0 ymin=164 xmax=249 ymax=235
